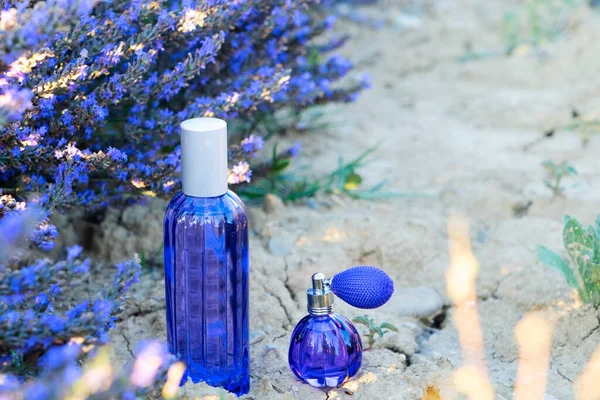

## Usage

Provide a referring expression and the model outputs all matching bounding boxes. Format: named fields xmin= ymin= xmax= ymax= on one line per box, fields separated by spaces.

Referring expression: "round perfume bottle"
xmin=288 ymin=273 xmax=362 ymax=387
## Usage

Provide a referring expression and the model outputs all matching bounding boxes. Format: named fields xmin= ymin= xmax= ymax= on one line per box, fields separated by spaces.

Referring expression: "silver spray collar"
xmin=306 ymin=273 xmax=334 ymax=316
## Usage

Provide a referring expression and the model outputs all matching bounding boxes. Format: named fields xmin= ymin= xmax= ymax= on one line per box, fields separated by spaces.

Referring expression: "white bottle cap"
xmin=180 ymin=118 xmax=228 ymax=197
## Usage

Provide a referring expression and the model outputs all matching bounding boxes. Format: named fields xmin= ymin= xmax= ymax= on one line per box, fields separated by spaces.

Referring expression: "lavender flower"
xmin=240 ymin=134 xmax=265 ymax=155
xmin=228 ymin=161 xmax=252 ymax=184
xmin=287 ymin=141 xmax=302 ymax=158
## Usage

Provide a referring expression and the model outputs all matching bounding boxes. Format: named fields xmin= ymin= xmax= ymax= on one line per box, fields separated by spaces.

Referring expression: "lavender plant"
xmin=0 ymin=0 xmax=367 ymax=251
xmin=0 ymin=240 xmax=141 ymax=376
xmin=537 ymin=215 xmax=600 ymax=305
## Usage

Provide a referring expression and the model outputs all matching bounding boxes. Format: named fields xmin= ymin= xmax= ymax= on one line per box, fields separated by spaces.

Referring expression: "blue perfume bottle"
xmin=164 ymin=118 xmax=249 ymax=396
xmin=289 ymin=266 xmax=394 ymax=388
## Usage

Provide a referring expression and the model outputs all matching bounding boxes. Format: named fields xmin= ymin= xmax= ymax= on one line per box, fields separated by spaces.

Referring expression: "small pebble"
xmin=304 ymin=198 xmax=319 ymax=210
xmin=263 ymin=193 xmax=285 ymax=215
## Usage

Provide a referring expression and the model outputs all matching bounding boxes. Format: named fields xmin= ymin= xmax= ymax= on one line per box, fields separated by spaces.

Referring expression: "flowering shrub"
xmin=0 ymin=0 xmax=367 ymax=252
xmin=0 ymin=0 xmax=366 ymax=396
xmin=0 ymin=227 xmax=141 ymax=375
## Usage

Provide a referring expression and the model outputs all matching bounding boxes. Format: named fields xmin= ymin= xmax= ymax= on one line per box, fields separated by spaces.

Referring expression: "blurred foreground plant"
xmin=0 ymin=340 xmax=184 ymax=400
xmin=537 ymin=215 xmax=600 ymax=305
xmin=352 ymin=316 xmax=398 ymax=350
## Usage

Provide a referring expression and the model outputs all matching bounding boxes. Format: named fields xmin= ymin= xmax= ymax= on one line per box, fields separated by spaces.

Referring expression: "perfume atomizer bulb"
xmin=305 ymin=266 xmax=395 ymax=315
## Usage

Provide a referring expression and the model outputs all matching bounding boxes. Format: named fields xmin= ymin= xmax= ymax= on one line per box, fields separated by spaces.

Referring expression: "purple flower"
xmin=40 ymin=344 xmax=81 ymax=370
xmin=42 ymin=315 xmax=66 ymax=333
xmin=240 ymin=134 xmax=264 ymax=155
xmin=228 ymin=161 xmax=252 ymax=184
xmin=66 ymin=244 xmax=83 ymax=261
xmin=360 ymin=73 xmax=372 ymax=90
xmin=287 ymin=141 xmax=302 ymax=158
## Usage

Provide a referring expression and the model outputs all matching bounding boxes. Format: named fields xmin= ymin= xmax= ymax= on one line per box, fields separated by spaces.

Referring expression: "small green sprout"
xmin=352 ymin=316 xmax=399 ymax=350
xmin=236 ymin=144 xmax=429 ymax=202
xmin=542 ymin=160 xmax=577 ymax=196
xmin=140 ymin=250 xmax=147 ymax=270
xmin=537 ymin=214 xmax=600 ymax=305
xmin=322 ymin=144 xmax=433 ymax=200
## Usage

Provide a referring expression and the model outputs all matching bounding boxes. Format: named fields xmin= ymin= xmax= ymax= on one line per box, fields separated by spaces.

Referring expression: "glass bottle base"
xmin=179 ymin=368 xmax=250 ymax=397
xmin=302 ymin=374 xmax=350 ymax=388
xmin=288 ymin=313 xmax=362 ymax=389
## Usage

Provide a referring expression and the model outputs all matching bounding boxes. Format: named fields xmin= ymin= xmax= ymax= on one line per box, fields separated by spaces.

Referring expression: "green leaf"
xmin=542 ymin=160 xmax=556 ymax=171
xmin=374 ymin=325 xmax=384 ymax=337
xmin=352 ymin=316 xmax=371 ymax=327
xmin=140 ymin=251 xmax=147 ymax=270
xmin=350 ymin=191 xmax=433 ymax=200
xmin=563 ymin=215 xmax=595 ymax=276
xmin=587 ymin=226 xmax=600 ymax=263
xmin=536 ymin=245 xmax=581 ymax=291
xmin=589 ymin=267 xmax=600 ymax=285
xmin=235 ymin=185 xmax=269 ymax=201
xmin=367 ymin=179 xmax=389 ymax=193
xmin=379 ymin=322 xmax=399 ymax=332
xmin=308 ymin=48 xmax=321 ymax=67
xmin=344 ymin=172 xmax=362 ymax=191
xmin=594 ymin=215 xmax=600 ymax=243
xmin=273 ymin=158 xmax=290 ymax=173
xmin=285 ymin=180 xmax=321 ymax=201
xmin=566 ymin=165 xmax=578 ymax=176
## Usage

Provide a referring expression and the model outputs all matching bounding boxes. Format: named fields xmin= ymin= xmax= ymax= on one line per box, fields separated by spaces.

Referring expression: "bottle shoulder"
xmin=165 ymin=190 xmax=247 ymax=220
xmin=293 ymin=313 xmax=355 ymax=333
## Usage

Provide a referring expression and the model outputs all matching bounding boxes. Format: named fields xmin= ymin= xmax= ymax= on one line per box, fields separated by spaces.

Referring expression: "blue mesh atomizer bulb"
xmin=288 ymin=266 xmax=394 ymax=387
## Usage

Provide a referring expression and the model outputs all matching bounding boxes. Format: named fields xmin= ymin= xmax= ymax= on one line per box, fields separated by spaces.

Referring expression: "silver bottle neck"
xmin=306 ymin=273 xmax=335 ymax=316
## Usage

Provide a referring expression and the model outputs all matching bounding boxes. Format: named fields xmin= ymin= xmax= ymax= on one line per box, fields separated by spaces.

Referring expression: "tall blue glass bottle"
xmin=164 ymin=118 xmax=249 ymax=396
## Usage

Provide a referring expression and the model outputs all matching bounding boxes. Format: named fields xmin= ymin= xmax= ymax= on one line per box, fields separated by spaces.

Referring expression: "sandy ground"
xmin=100 ymin=1 xmax=600 ymax=398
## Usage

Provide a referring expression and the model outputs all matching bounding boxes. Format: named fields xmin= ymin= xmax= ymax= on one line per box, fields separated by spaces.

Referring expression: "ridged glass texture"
xmin=164 ymin=190 xmax=249 ymax=396
xmin=288 ymin=313 xmax=362 ymax=387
